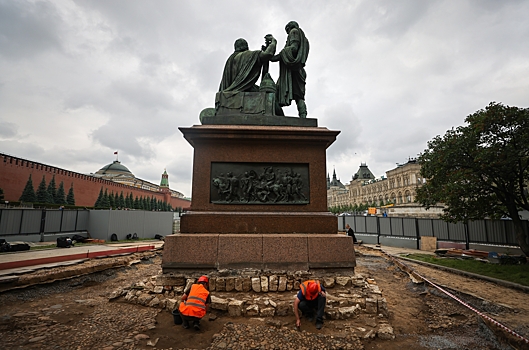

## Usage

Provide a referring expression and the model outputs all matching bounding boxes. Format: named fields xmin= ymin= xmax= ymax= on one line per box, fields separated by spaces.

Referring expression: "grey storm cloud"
xmin=1 ymin=0 xmax=529 ymax=196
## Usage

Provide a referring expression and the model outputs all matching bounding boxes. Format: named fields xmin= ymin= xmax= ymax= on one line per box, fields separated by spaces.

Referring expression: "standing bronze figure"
xmin=271 ymin=21 xmax=310 ymax=118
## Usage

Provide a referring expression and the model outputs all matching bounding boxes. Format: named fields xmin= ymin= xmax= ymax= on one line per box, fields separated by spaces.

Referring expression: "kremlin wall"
xmin=0 ymin=153 xmax=191 ymax=210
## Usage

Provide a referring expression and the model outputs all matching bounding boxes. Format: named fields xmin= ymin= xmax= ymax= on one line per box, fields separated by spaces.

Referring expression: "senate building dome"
xmin=96 ymin=160 xmax=133 ymax=176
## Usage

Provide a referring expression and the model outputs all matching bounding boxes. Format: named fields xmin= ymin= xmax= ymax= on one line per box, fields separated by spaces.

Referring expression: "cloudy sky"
xmin=1 ymin=0 xmax=528 ymax=197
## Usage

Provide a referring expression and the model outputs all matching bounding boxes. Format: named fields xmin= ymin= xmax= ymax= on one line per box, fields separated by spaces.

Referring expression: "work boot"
xmin=193 ymin=321 xmax=200 ymax=331
xmin=315 ymin=321 xmax=323 ymax=330
xmin=182 ymin=319 xmax=189 ymax=329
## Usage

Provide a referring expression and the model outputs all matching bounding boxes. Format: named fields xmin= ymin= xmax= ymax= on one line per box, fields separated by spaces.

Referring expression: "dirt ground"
xmin=0 ymin=246 xmax=528 ymax=349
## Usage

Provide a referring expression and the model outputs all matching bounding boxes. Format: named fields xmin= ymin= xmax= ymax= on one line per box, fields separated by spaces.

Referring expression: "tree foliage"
xmin=36 ymin=176 xmax=48 ymax=203
xmin=66 ymin=184 xmax=75 ymax=205
xmin=55 ymin=181 xmax=67 ymax=205
xmin=19 ymin=174 xmax=37 ymax=203
xmin=416 ymin=102 xmax=529 ymax=256
xmin=46 ymin=175 xmax=57 ymax=204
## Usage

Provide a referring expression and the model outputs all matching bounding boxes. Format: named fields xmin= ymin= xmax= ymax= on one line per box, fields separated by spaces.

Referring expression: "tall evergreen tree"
xmin=134 ymin=196 xmax=140 ymax=209
xmin=101 ymin=189 xmax=110 ymax=208
xmin=55 ymin=181 xmax=67 ymax=205
xmin=36 ymin=175 xmax=48 ymax=203
xmin=143 ymin=196 xmax=149 ymax=211
xmin=0 ymin=187 xmax=4 ymax=201
xmin=94 ymin=187 xmax=104 ymax=207
xmin=109 ymin=191 xmax=115 ymax=208
xmin=151 ymin=196 xmax=156 ymax=210
xmin=113 ymin=192 xmax=119 ymax=207
xmin=19 ymin=174 xmax=37 ymax=203
xmin=66 ymin=183 xmax=75 ymax=205
xmin=125 ymin=193 xmax=132 ymax=208
xmin=46 ymin=175 xmax=57 ymax=204
xmin=118 ymin=192 xmax=125 ymax=208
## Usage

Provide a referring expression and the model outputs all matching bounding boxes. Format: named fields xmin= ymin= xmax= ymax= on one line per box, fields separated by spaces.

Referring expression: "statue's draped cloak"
xmin=219 ymin=50 xmax=262 ymax=93
xmin=276 ymin=27 xmax=309 ymax=107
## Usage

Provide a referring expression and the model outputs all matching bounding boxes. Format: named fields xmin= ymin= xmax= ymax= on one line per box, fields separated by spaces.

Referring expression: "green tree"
xmin=36 ymin=175 xmax=48 ymax=203
xmin=66 ymin=183 xmax=75 ymax=205
xmin=134 ymin=196 xmax=140 ymax=209
xmin=46 ymin=175 xmax=57 ymax=204
xmin=55 ymin=181 xmax=67 ymax=205
xmin=143 ymin=196 xmax=150 ymax=211
xmin=118 ymin=192 xmax=125 ymax=208
xmin=109 ymin=191 xmax=115 ymax=208
xmin=19 ymin=174 xmax=37 ymax=203
xmin=125 ymin=193 xmax=132 ymax=208
xmin=416 ymin=102 xmax=529 ymax=256
xmin=101 ymin=189 xmax=110 ymax=208
xmin=94 ymin=187 xmax=104 ymax=208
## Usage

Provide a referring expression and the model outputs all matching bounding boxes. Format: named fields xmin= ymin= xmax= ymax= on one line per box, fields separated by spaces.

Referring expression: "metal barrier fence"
xmin=0 ymin=209 xmax=172 ymax=242
xmin=0 ymin=209 xmax=89 ymax=236
xmin=340 ymin=215 xmax=529 ymax=249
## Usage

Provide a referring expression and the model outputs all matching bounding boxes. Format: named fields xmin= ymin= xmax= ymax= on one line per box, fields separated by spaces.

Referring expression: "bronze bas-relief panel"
xmin=210 ymin=162 xmax=309 ymax=204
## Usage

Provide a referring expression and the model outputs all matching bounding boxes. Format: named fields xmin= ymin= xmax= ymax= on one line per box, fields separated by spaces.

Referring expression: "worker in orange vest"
xmin=293 ymin=279 xmax=326 ymax=330
xmin=179 ymin=275 xmax=211 ymax=330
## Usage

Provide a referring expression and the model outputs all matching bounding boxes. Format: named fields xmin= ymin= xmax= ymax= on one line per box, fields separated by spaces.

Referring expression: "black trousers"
xmin=181 ymin=314 xmax=202 ymax=326
xmin=298 ymin=295 xmax=326 ymax=322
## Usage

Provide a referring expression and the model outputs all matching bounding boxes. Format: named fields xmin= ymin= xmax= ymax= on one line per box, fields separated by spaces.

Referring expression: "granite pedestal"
xmin=162 ymin=123 xmax=356 ymax=272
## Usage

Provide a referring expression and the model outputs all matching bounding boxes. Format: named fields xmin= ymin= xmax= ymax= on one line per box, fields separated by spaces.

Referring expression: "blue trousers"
xmin=298 ymin=295 xmax=326 ymax=322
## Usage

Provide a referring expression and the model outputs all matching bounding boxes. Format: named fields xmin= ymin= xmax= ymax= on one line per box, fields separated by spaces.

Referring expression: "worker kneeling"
xmin=179 ymin=275 xmax=211 ymax=331
xmin=294 ymin=280 xmax=326 ymax=330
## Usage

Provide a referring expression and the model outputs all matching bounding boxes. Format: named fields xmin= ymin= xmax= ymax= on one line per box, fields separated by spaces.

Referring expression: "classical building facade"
xmin=327 ymin=159 xmax=443 ymax=218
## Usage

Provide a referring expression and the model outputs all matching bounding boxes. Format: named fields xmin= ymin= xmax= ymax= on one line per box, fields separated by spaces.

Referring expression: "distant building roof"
xmin=352 ymin=163 xmax=375 ymax=181
xmin=327 ymin=169 xmax=345 ymax=189
xmin=96 ymin=161 xmax=133 ymax=176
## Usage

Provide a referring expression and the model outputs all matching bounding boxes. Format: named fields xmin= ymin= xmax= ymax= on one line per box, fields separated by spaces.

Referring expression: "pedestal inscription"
xmin=210 ymin=162 xmax=309 ymax=204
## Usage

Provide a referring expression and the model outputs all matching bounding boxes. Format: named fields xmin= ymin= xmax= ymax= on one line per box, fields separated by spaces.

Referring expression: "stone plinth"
xmin=162 ymin=233 xmax=356 ymax=272
xmin=162 ymin=123 xmax=356 ymax=273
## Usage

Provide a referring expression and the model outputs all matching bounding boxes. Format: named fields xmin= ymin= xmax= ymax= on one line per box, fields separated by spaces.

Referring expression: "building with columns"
xmin=327 ymin=159 xmax=443 ymax=218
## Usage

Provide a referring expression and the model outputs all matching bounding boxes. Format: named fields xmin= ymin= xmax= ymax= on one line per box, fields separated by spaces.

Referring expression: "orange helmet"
xmin=307 ymin=282 xmax=319 ymax=298
xmin=197 ymin=275 xmax=209 ymax=284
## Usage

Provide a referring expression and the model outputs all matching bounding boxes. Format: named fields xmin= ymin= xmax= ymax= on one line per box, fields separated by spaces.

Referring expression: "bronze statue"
xmin=271 ymin=21 xmax=309 ymax=118
xmin=218 ymin=35 xmax=277 ymax=93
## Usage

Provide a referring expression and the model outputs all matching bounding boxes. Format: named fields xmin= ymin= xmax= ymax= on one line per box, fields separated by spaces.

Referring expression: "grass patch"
xmin=402 ymin=253 xmax=529 ymax=287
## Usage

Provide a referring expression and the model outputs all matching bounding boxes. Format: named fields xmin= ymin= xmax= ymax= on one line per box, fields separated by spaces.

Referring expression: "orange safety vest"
xmin=300 ymin=280 xmax=321 ymax=301
xmin=179 ymin=284 xmax=209 ymax=318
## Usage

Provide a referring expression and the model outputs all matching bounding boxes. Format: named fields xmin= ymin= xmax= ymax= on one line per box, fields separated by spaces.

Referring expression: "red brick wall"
xmin=0 ymin=154 xmax=190 ymax=209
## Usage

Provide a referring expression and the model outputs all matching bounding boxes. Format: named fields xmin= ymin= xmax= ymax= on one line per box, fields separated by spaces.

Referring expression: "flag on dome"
xmin=114 ymin=151 xmax=118 ymax=155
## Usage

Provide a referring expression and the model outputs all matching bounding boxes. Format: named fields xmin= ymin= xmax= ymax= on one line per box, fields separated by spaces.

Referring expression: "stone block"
xmin=228 ymin=300 xmax=244 ymax=317
xmin=323 ymin=277 xmax=335 ymax=288
xmin=275 ymin=301 xmax=292 ymax=316
xmin=338 ymin=305 xmax=360 ymax=319
xmin=251 ymin=277 xmax=261 ymax=292
xmin=225 ymin=277 xmax=235 ymax=292
xmin=246 ymin=304 xmax=259 ymax=317
xmin=269 ymin=275 xmax=278 ymax=292
xmin=242 ymin=278 xmax=252 ymax=292
xmin=377 ymin=324 xmax=395 ymax=340
xmin=211 ymin=296 xmax=229 ymax=311
xmin=156 ymin=275 xmax=186 ymax=287
xmin=260 ymin=307 xmax=275 ymax=317
xmin=218 ymin=234 xmax=263 ymax=269
xmin=287 ymin=281 xmax=293 ymax=291
xmin=335 ymin=277 xmax=350 ymax=287
xmin=262 ymin=234 xmax=309 ymax=270
xmin=209 ymin=278 xmax=216 ymax=291
xmin=216 ymin=278 xmax=226 ymax=292
xmin=307 ymin=235 xmax=356 ymax=268
xmin=278 ymin=276 xmax=287 ymax=292
xmin=162 ymin=234 xmax=218 ymax=271
xmin=365 ymin=298 xmax=377 ymax=314
xmin=234 ymin=278 xmax=243 ymax=292
xmin=260 ymin=276 xmax=269 ymax=292
xmin=166 ymin=299 xmax=177 ymax=311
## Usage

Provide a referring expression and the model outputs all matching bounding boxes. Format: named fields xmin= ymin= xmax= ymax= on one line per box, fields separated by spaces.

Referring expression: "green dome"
xmin=97 ymin=161 xmax=132 ymax=175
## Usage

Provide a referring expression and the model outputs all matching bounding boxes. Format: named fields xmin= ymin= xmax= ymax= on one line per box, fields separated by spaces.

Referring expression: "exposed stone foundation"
xmin=110 ymin=270 xmax=388 ymax=322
